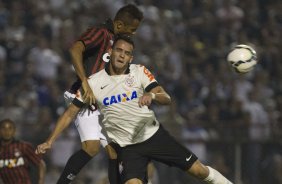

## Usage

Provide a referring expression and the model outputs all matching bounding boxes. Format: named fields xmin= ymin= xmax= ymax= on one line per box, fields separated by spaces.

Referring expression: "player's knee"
xmin=81 ymin=140 xmax=100 ymax=156
xmin=105 ymin=144 xmax=118 ymax=159
xmin=125 ymin=178 xmax=143 ymax=184
xmin=187 ymin=160 xmax=209 ymax=179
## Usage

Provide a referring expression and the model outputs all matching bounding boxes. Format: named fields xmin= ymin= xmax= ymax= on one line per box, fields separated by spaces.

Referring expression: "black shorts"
xmin=118 ymin=125 xmax=198 ymax=183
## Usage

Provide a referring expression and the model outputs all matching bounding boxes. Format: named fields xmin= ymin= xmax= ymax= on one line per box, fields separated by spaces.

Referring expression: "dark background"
xmin=0 ymin=0 xmax=281 ymax=183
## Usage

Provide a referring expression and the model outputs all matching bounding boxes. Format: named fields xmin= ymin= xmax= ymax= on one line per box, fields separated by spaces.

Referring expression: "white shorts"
xmin=64 ymin=91 xmax=108 ymax=147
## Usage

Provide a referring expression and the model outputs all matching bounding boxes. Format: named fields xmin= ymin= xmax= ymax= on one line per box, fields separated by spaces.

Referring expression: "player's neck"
xmin=109 ymin=64 xmax=127 ymax=75
xmin=1 ymin=139 xmax=13 ymax=146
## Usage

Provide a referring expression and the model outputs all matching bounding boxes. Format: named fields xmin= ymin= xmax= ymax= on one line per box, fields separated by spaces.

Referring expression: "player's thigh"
xmin=105 ymin=143 xmax=119 ymax=159
xmin=125 ymin=178 xmax=143 ymax=184
xmin=119 ymin=146 xmax=150 ymax=184
xmin=143 ymin=125 xmax=198 ymax=171
xmin=81 ymin=140 xmax=100 ymax=156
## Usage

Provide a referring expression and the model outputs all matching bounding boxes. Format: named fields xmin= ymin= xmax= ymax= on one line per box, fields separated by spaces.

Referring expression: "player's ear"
xmin=114 ymin=20 xmax=125 ymax=32
xmin=108 ymin=48 xmax=112 ymax=55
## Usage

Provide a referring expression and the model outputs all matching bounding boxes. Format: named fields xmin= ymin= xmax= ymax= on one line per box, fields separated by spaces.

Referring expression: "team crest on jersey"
xmin=125 ymin=75 xmax=135 ymax=87
xmin=14 ymin=149 xmax=21 ymax=157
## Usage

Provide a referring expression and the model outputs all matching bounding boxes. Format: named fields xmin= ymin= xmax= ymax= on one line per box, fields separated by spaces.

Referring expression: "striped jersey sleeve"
xmin=77 ymin=26 xmax=113 ymax=76
xmin=78 ymin=27 xmax=107 ymax=51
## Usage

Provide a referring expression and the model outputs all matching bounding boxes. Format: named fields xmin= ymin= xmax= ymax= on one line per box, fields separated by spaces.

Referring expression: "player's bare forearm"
xmin=70 ymin=41 xmax=87 ymax=81
xmin=47 ymin=104 xmax=80 ymax=144
xmin=38 ymin=160 xmax=46 ymax=184
xmin=150 ymin=86 xmax=171 ymax=105
xmin=36 ymin=104 xmax=80 ymax=154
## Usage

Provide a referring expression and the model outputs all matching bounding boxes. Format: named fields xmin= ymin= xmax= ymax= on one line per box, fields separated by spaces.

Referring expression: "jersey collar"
xmin=0 ymin=138 xmax=17 ymax=146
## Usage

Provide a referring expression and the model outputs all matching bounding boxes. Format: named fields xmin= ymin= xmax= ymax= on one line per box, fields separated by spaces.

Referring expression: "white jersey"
xmin=84 ymin=64 xmax=159 ymax=147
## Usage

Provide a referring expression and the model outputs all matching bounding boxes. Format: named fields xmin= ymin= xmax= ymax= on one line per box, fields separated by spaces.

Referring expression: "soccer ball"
xmin=227 ymin=44 xmax=257 ymax=73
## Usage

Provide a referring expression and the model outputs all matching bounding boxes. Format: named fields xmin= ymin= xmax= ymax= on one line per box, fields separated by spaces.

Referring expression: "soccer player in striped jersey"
xmin=60 ymin=4 xmax=143 ymax=184
xmin=0 ymin=119 xmax=46 ymax=184
xmin=37 ymin=35 xmax=233 ymax=184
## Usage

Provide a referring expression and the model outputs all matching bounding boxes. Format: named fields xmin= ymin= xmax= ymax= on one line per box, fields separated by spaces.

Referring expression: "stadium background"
xmin=0 ymin=0 xmax=281 ymax=183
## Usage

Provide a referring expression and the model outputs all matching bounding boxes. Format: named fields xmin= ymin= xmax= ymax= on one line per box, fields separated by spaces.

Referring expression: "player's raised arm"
xmin=35 ymin=103 xmax=81 ymax=154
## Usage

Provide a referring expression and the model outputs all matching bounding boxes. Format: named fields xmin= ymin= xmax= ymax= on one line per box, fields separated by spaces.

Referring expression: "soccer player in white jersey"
xmin=36 ymin=34 xmax=233 ymax=184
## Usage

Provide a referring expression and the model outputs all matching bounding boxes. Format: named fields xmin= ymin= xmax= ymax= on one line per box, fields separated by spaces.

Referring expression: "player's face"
xmin=0 ymin=122 xmax=15 ymax=142
xmin=117 ymin=19 xmax=140 ymax=35
xmin=109 ymin=40 xmax=133 ymax=73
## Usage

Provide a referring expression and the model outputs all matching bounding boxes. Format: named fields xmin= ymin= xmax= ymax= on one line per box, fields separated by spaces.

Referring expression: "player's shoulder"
xmin=88 ymin=69 xmax=107 ymax=81
xmin=14 ymin=140 xmax=33 ymax=148
xmin=130 ymin=64 xmax=153 ymax=76
xmin=130 ymin=64 xmax=145 ymax=73
xmin=20 ymin=140 xmax=32 ymax=146
xmin=84 ymin=25 xmax=110 ymax=36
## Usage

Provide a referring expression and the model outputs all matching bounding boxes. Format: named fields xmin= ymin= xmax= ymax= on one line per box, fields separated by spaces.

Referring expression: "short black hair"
xmin=113 ymin=34 xmax=135 ymax=48
xmin=114 ymin=4 xmax=143 ymax=25
xmin=0 ymin=119 xmax=15 ymax=128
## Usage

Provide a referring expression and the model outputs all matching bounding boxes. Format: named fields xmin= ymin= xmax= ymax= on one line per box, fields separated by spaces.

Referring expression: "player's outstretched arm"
xmin=35 ymin=103 xmax=80 ymax=154
xmin=138 ymin=86 xmax=171 ymax=107
xmin=70 ymin=41 xmax=96 ymax=105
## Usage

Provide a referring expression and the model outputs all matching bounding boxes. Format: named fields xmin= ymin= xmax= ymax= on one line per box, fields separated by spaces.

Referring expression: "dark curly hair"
xmin=114 ymin=4 xmax=143 ymax=25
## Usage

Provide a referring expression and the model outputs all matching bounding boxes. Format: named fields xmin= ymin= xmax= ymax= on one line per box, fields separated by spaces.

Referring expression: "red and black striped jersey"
xmin=0 ymin=140 xmax=42 ymax=184
xmin=70 ymin=19 xmax=114 ymax=92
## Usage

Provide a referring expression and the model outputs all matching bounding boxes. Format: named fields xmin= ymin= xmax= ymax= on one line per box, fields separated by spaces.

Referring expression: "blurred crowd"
xmin=0 ymin=0 xmax=281 ymax=183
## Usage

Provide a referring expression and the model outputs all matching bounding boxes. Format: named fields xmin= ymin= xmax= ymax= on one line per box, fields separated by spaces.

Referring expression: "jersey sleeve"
xmin=78 ymin=27 xmax=107 ymax=50
xmin=139 ymin=65 xmax=159 ymax=92
xmin=71 ymin=90 xmax=85 ymax=108
xmin=23 ymin=142 xmax=42 ymax=166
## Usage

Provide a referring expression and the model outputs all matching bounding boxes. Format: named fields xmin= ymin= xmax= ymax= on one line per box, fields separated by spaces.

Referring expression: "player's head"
xmin=108 ymin=34 xmax=134 ymax=74
xmin=113 ymin=4 xmax=143 ymax=35
xmin=0 ymin=119 xmax=16 ymax=142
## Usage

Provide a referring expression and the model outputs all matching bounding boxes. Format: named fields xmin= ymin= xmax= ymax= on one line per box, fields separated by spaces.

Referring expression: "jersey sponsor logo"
xmin=103 ymin=91 xmax=137 ymax=106
xmin=143 ymin=66 xmax=155 ymax=81
xmin=0 ymin=157 xmax=25 ymax=168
